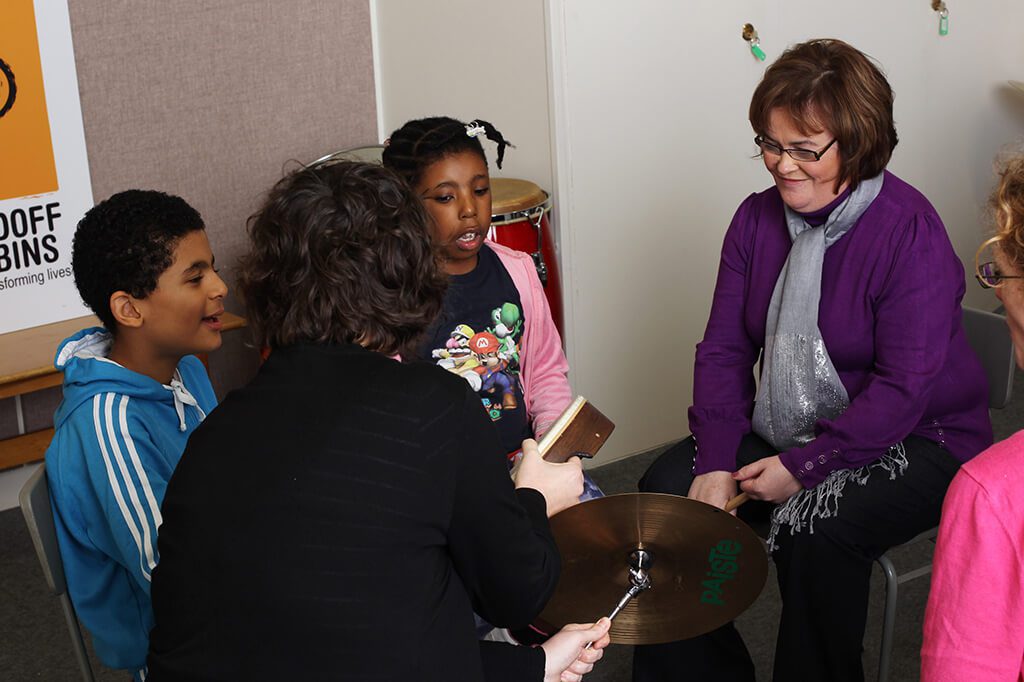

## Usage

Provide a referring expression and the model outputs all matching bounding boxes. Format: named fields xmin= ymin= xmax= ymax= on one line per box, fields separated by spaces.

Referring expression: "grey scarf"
xmin=748 ymin=173 xmax=906 ymax=549
xmin=751 ymin=173 xmax=884 ymax=449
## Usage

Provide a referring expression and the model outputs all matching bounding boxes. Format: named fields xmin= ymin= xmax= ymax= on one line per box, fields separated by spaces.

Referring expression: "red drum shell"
xmin=488 ymin=178 xmax=565 ymax=340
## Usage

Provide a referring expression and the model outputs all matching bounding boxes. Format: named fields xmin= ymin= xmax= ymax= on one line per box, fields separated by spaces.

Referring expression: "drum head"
xmin=491 ymin=178 xmax=548 ymax=215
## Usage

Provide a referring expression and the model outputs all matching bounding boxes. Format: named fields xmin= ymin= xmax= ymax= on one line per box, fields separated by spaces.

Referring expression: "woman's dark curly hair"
xmin=749 ymin=38 xmax=898 ymax=193
xmin=72 ymin=190 xmax=204 ymax=332
xmin=382 ymin=116 xmax=512 ymax=189
xmin=238 ymin=161 xmax=447 ymax=355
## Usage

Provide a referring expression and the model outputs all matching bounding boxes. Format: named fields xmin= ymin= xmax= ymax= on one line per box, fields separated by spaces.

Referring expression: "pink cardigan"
xmin=921 ymin=430 xmax=1024 ymax=681
xmin=487 ymin=242 xmax=572 ymax=437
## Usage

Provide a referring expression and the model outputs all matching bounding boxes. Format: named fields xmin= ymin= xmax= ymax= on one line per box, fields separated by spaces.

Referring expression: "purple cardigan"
xmin=690 ymin=172 xmax=992 ymax=488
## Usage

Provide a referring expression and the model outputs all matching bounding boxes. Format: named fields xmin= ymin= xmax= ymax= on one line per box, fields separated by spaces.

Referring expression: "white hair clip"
xmin=465 ymin=121 xmax=486 ymax=138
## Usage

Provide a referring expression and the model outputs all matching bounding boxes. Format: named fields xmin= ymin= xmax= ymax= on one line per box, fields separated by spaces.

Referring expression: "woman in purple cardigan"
xmin=634 ymin=39 xmax=991 ymax=682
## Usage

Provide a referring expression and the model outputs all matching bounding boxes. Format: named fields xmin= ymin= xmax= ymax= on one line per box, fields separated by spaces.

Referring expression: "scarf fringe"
xmin=766 ymin=442 xmax=908 ymax=550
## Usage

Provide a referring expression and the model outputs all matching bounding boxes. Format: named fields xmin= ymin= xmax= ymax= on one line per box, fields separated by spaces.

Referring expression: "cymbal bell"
xmin=538 ymin=493 xmax=768 ymax=645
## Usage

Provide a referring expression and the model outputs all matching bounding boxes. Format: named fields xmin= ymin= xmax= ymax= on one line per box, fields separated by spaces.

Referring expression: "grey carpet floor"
xmin=3 ymin=370 xmax=1021 ymax=681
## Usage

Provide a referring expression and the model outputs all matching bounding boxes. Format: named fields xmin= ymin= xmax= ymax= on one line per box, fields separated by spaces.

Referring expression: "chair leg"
xmin=59 ymin=594 xmax=95 ymax=682
xmin=877 ymin=554 xmax=898 ymax=682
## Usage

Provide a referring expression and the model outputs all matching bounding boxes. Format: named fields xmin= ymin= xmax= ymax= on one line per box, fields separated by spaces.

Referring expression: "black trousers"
xmin=632 ymin=433 xmax=960 ymax=682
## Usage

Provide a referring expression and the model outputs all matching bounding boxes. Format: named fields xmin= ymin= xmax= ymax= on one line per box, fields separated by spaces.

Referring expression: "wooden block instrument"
xmin=536 ymin=396 xmax=615 ymax=463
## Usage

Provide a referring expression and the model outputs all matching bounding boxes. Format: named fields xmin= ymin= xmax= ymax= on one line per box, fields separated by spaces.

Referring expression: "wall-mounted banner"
xmin=0 ymin=0 xmax=92 ymax=334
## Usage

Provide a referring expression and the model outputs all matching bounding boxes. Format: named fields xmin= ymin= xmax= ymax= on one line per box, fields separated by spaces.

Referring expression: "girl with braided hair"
xmin=384 ymin=117 xmax=600 ymax=495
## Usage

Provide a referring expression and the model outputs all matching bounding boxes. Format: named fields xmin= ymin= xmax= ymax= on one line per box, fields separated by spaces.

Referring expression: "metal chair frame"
xmin=20 ymin=464 xmax=96 ymax=681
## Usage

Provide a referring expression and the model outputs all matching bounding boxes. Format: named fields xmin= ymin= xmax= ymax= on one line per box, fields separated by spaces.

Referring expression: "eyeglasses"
xmin=975 ymin=261 xmax=1024 ymax=289
xmin=975 ymin=237 xmax=1024 ymax=288
xmin=754 ymin=135 xmax=837 ymax=162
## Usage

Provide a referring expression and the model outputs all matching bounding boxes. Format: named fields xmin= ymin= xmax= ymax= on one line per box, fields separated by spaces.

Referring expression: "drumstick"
xmin=724 ymin=492 xmax=750 ymax=513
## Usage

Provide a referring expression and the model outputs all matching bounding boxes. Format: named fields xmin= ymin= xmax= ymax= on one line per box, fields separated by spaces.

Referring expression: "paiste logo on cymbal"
xmin=0 ymin=58 xmax=15 ymax=118
xmin=700 ymin=539 xmax=743 ymax=605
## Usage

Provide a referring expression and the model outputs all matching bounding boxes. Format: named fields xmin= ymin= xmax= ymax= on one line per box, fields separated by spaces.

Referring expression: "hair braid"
xmin=382 ymin=116 xmax=512 ymax=188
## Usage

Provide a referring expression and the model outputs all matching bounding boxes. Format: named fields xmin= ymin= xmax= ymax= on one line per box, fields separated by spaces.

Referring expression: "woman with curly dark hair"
xmin=145 ymin=161 xmax=608 ymax=682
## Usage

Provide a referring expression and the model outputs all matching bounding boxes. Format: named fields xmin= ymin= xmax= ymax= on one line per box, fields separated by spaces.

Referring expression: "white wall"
xmin=373 ymin=1 xmax=1024 ymax=466
xmin=372 ymin=0 xmax=555 ymax=190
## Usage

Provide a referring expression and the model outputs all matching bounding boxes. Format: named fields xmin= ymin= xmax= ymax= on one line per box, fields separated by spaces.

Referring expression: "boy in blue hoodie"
xmin=45 ymin=190 xmax=227 ymax=679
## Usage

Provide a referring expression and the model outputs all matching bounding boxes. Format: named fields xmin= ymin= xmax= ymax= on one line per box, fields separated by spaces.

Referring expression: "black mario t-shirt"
xmin=416 ymin=245 xmax=530 ymax=457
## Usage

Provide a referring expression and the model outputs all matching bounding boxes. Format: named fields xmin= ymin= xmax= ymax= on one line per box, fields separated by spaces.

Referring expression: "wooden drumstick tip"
xmin=724 ymin=492 xmax=750 ymax=513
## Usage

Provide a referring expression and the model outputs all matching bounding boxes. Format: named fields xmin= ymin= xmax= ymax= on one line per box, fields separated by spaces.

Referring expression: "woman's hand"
xmin=687 ymin=471 xmax=738 ymax=512
xmin=515 ymin=439 xmax=584 ymax=517
xmin=733 ymin=455 xmax=802 ymax=503
xmin=541 ymin=618 xmax=612 ymax=682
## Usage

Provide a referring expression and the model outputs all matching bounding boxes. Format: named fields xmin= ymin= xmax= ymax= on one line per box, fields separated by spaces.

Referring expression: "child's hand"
xmin=514 ymin=439 xmax=584 ymax=516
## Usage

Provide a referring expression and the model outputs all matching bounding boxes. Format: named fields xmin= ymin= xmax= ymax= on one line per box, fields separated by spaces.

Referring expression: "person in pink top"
xmin=922 ymin=154 xmax=1024 ymax=681
xmin=382 ymin=116 xmax=600 ymax=499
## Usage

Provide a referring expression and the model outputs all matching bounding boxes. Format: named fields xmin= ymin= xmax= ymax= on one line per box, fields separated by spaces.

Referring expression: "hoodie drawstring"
xmin=167 ymin=373 xmax=207 ymax=431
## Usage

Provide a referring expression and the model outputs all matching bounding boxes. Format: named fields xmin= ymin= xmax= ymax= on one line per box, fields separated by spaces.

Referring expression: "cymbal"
xmin=538 ymin=493 xmax=768 ymax=645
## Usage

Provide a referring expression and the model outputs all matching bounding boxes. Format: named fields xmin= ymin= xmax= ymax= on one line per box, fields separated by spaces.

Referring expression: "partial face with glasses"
xmin=977 ymin=236 xmax=1024 ymax=369
xmin=757 ymin=109 xmax=847 ymax=213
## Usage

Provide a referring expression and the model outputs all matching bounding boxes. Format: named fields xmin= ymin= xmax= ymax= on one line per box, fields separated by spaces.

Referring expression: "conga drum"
xmin=488 ymin=178 xmax=565 ymax=339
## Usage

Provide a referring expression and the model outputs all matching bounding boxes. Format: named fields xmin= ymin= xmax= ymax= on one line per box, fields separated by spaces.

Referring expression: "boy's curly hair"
xmin=238 ymin=161 xmax=447 ymax=355
xmin=72 ymin=190 xmax=204 ymax=332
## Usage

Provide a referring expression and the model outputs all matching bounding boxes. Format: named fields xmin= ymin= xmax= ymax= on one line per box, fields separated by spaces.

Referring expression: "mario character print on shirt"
xmin=429 ymin=303 xmax=523 ymax=422
xmin=431 ymin=324 xmax=478 ymax=372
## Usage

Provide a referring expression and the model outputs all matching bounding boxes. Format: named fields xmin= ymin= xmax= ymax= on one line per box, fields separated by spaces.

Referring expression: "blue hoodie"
xmin=45 ymin=328 xmax=217 ymax=677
